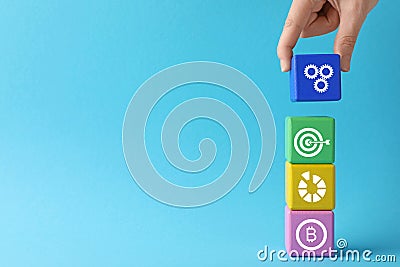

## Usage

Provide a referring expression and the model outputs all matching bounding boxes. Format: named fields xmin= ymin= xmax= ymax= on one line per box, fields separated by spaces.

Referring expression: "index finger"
xmin=277 ymin=0 xmax=316 ymax=71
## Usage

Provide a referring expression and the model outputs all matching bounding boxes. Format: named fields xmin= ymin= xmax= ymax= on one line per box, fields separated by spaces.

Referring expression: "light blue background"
xmin=0 ymin=1 xmax=398 ymax=266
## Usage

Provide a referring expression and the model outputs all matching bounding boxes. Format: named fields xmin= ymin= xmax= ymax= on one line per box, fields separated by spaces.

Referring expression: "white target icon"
xmin=294 ymin=128 xmax=330 ymax=158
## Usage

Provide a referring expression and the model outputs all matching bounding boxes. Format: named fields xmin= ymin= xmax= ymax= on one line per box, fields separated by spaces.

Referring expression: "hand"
xmin=277 ymin=0 xmax=378 ymax=72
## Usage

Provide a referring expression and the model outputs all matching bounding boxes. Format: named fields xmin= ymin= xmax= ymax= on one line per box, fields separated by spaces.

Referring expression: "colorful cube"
xmin=290 ymin=54 xmax=341 ymax=102
xmin=286 ymin=116 xmax=335 ymax=164
xmin=285 ymin=206 xmax=334 ymax=256
xmin=286 ymin=162 xmax=335 ymax=210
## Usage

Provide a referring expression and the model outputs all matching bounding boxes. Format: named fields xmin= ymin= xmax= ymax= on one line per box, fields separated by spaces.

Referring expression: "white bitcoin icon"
xmin=306 ymin=226 xmax=317 ymax=242
xmin=295 ymin=219 xmax=328 ymax=251
xmin=293 ymin=128 xmax=330 ymax=158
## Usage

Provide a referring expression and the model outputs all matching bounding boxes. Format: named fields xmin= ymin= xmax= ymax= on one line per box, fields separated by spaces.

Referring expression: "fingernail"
xmin=341 ymin=56 xmax=351 ymax=72
xmin=280 ymin=61 xmax=289 ymax=72
xmin=341 ymin=62 xmax=350 ymax=72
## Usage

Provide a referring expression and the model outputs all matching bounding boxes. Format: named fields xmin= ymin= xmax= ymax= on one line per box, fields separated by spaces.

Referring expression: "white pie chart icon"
xmin=298 ymin=171 xmax=326 ymax=203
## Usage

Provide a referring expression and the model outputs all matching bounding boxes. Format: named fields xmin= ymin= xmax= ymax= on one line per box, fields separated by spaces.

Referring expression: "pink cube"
xmin=285 ymin=206 xmax=334 ymax=257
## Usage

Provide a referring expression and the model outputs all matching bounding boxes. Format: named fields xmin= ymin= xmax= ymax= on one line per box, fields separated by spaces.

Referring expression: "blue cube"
xmin=290 ymin=54 xmax=341 ymax=102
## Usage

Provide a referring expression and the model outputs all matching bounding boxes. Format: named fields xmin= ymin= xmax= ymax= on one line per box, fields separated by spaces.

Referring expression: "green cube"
xmin=285 ymin=116 xmax=335 ymax=163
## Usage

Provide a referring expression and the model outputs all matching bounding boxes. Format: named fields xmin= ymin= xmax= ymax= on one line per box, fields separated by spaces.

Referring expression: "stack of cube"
xmin=285 ymin=54 xmax=341 ymax=256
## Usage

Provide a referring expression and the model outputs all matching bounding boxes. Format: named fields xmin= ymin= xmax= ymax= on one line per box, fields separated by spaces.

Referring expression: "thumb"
xmin=334 ymin=10 xmax=366 ymax=72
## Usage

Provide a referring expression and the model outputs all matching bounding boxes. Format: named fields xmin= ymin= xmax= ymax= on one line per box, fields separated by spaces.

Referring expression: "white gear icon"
xmin=319 ymin=64 xmax=334 ymax=79
xmin=304 ymin=64 xmax=319 ymax=80
xmin=314 ymin=78 xmax=329 ymax=93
